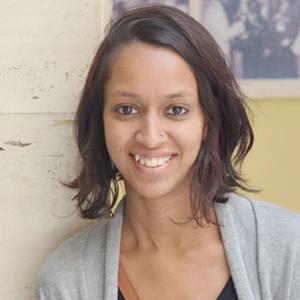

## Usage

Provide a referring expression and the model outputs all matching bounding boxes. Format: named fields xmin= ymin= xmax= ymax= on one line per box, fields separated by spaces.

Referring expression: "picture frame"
xmin=112 ymin=0 xmax=300 ymax=99
xmin=198 ymin=0 xmax=300 ymax=99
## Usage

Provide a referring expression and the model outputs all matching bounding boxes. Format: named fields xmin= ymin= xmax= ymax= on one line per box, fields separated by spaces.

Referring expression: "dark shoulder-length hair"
xmin=69 ymin=5 xmax=254 ymax=224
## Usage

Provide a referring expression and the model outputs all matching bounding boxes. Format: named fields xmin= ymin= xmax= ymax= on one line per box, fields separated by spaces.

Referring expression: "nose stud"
xmin=135 ymin=130 xmax=167 ymax=143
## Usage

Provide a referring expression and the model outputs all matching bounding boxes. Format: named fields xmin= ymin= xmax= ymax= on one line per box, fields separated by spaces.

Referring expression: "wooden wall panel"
xmin=0 ymin=114 xmax=95 ymax=299
xmin=0 ymin=0 xmax=112 ymax=114
xmin=0 ymin=1 xmax=113 ymax=299
xmin=0 ymin=44 xmax=96 ymax=113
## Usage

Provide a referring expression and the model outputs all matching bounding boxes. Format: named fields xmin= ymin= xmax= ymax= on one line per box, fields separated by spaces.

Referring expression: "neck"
xmin=121 ymin=188 xmax=220 ymax=253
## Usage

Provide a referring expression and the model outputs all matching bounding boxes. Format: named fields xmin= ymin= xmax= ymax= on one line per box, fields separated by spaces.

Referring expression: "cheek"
xmin=175 ymin=120 xmax=204 ymax=152
xmin=103 ymin=116 xmax=117 ymax=154
xmin=104 ymin=119 xmax=129 ymax=159
xmin=184 ymin=132 xmax=203 ymax=157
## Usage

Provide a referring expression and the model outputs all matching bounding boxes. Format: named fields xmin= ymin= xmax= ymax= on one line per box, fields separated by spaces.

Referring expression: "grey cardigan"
xmin=36 ymin=193 xmax=300 ymax=299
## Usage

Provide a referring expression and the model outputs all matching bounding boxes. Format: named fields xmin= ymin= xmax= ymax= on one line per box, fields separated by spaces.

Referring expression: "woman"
xmin=36 ymin=5 xmax=300 ymax=300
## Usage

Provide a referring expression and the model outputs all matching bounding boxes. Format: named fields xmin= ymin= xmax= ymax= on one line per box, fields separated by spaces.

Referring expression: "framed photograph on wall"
xmin=113 ymin=0 xmax=190 ymax=17
xmin=112 ymin=0 xmax=300 ymax=99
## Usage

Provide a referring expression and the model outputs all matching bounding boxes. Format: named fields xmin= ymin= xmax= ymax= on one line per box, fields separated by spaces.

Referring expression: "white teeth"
xmin=133 ymin=154 xmax=172 ymax=168
xmin=150 ymin=158 xmax=156 ymax=167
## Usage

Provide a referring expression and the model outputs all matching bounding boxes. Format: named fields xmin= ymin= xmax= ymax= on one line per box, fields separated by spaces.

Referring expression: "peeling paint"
xmin=36 ymin=154 xmax=63 ymax=157
xmin=51 ymin=119 xmax=74 ymax=127
xmin=32 ymin=96 xmax=39 ymax=99
xmin=20 ymin=154 xmax=63 ymax=158
xmin=0 ymin=147 xmax=5 ymax=151
xmin=4 ymin=141 xmax=32 ymax=147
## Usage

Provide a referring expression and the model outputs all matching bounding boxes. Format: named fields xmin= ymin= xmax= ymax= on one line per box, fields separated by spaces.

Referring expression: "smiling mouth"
xmin=130 ymin=154 xmax=174 ymax=168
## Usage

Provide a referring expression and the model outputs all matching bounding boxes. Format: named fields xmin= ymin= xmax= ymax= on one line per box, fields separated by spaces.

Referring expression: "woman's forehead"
xmin=105 ymin=41 xmax=197 ymax=94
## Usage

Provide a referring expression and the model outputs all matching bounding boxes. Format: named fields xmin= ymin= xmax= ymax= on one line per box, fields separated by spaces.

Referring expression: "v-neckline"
xmin=103 ymin=195 xmax=256 ymax=300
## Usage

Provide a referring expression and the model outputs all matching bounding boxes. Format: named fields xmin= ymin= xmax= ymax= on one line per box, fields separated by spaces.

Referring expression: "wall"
xmin=0 ymin=1 xmax=299 ymax=299
xmin=244 ymin=98 xmax=300 ymax=212
xmin=0 ymin=1 xmax=112 ymax=299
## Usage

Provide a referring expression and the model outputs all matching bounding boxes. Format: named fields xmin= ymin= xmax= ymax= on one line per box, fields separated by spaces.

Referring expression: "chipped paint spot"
xmin=65 ymin=72 xmax=69 ymax=79
xmin=51 ymin=120 xmax=74 ymax=127
xmin=4 ymin=141 xmax=32 ymax=147
xmin=32 ymin=96 xmax=39 ymax=99
xmin=0 ymin=147 xmax=5 ymax=151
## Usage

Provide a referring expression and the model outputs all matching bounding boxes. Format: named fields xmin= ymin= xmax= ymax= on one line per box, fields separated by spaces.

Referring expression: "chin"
xmin=125 ymin=182 xmax=174 ymax=201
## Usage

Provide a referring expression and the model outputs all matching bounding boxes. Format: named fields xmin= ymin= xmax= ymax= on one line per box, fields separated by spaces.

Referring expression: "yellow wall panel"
xmin=243 ymin=98 xmax=300 ymax=213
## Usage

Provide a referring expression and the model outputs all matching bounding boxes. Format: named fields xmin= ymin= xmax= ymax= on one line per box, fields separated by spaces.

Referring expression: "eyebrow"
xmin=109 ymin=90 xmax=139 ymax=98
xmin=108 ymin=90 xmax=194 ymax=99
xmin=165 ymin=91 xmax=194 ymax=99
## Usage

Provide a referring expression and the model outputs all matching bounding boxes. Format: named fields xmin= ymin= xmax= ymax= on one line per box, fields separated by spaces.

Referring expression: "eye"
xmin=116 ymin=105 xmax=138 ymax=115
xmin=166 ymin=106 xmax=188 ymax=117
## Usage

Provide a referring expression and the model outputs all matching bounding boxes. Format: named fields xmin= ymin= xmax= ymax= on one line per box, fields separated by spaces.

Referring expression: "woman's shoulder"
xmin=36 ymin=220 xmax=110 ymax=298
xmin=230 ymin=193 xmax=300 ymax=224
xmin=44 ymin=220 xmax=109 ymax=266
xmin=226 ymin=193 xmax=300 ymax=242
xmin=224 ymin=194 xmax=300 ymax=297
xmin=36 ymin=201 xmax=124 ymax=298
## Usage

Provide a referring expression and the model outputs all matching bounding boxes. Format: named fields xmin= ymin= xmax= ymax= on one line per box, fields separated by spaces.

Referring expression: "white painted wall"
xmin=0 ymin=1 xmax=112 ymax=299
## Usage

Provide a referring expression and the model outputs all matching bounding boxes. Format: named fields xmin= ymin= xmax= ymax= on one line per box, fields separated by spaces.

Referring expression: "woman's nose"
xmin=135 ymin=115 xmax=168 ymax=148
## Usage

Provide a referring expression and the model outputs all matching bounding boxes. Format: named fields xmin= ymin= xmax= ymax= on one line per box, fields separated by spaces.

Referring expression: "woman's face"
xmin=103 ymin=41 xmax=205 ymax=200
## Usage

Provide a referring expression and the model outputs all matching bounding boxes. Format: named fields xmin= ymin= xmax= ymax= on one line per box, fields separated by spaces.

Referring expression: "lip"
xmin=129 ymin=153 xmax=177 ymax=176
